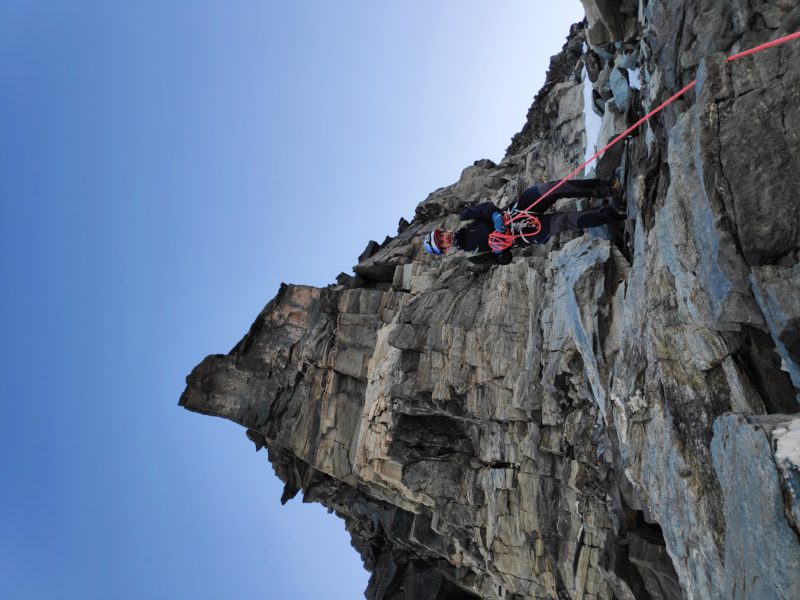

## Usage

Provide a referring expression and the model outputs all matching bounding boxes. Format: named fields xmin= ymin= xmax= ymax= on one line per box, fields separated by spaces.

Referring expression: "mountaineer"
xmin=422 ymin=177 xmax=625 ymax=265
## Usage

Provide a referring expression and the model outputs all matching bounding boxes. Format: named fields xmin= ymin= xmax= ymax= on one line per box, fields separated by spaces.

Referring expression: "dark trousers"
xmin=511 ymin=179 xmax=614 ymax=244
xmin=515 ymin=178 xmax=611 ymax=214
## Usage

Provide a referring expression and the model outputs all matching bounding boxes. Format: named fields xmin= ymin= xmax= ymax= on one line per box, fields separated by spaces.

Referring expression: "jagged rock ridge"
xmin=181 ymin=3 xmax=800 ymax=599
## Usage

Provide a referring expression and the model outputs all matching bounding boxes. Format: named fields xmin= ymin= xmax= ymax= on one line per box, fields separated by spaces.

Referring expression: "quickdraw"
xmin=508 ymin=212 xmax=542 ymax=241
xmin=487 ymin=30 xmax=800 ymax=252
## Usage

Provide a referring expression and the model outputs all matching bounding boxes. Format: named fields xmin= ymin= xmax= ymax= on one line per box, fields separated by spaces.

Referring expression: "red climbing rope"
xmin=489 ymin=211 xmax=542 ymax=252
xmin=727 ymin=30 xmax=800 ymax=61
xmin=488 ymin=30 xmax=800 ymax=251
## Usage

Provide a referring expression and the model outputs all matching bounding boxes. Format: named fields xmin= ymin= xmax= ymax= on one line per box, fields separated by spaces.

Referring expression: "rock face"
xmin=181 ymin=5 xmax=800 ymax=600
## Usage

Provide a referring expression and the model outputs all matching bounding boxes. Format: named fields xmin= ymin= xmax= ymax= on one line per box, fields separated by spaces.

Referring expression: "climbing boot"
xmin=608 ymin=190 xmax=627 ymax=220
xmin=609 ymin=167 xmax=624 ymax=201
xmin=595 ymin=168 xmax=623 ymax=200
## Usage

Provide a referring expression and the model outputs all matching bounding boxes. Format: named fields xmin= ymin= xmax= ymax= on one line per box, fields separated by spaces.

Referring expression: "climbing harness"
xmin=489 ymin=209 xmax=542 ymax=252
xmin=506 ymin=209 xmax=542 ymax=244
xmin=488 ymin=30 xmax=800 ymax=252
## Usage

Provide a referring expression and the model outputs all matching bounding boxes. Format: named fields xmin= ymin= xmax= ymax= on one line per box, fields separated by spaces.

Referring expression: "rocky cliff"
xmin=180 ymin=2 xmax=800 ymax=599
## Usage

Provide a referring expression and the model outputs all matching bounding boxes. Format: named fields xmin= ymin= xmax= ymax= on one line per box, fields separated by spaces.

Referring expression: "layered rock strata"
xmin=181 ymin=4 xmax=800 ymax=599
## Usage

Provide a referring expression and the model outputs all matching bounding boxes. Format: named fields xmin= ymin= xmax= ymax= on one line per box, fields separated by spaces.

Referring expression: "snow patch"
xmin=628 ymin=68 xmax=641 ymax=90
xmin=773 ymin=418 xmax=800 ymax=470
xmin=582 ymin=67 xmax=602 ymax=169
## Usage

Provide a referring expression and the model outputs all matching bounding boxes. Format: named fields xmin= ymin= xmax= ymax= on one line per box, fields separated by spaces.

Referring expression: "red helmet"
xmin=422 ymin=229 xmax=444 ymax=255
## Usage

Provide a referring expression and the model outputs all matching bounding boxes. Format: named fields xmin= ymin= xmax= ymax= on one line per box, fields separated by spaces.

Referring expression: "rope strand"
xmin=488 ymin=30 xmax=800 ymax=251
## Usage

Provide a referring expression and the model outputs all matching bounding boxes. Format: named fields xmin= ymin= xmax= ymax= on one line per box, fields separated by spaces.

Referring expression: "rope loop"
xmin=515 ymin=213 xmax=541 ymax=237
xmin=488 ymin=231 xmax=515 ymax=252
xmin=489 ymin=213 xmax=542 ymax=252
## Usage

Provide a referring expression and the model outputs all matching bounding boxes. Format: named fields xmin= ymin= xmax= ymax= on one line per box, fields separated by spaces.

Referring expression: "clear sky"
xmin=1 ymin=2 xmax=585 ymax=599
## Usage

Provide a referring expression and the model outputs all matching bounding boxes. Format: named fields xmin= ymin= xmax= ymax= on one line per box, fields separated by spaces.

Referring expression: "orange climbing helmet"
xmin=422 ymin=229 xmax=444 ymax=255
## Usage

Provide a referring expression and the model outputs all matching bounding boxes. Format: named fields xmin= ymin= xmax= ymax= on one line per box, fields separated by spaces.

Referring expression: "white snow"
xmin=582 ymin=66 xmax=603 ymax=169
xmin=773 ymin=417 xmax=800 ymax=470
xmin=627 ymin=68 xmax=642 ymax=90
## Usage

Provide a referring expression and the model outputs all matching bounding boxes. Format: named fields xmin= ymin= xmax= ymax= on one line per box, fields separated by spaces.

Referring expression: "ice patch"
xmin=773 ymin=417 xmax=800 ymax=470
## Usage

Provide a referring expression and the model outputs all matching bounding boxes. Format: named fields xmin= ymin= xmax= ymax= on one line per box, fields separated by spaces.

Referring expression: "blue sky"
xmin=0 ymin=2 xmax=584 ymax=598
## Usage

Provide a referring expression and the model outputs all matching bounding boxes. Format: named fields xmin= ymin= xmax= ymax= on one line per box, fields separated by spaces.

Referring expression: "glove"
xmin=491 ymin=211 xmax=506 ymax=233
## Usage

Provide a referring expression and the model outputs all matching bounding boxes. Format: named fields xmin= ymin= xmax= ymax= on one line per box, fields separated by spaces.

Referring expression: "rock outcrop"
xmin=181 ymin=4 xmax=800 ymax=599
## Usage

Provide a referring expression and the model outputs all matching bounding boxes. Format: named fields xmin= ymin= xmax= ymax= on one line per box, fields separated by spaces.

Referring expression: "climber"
xmin=422 ymin=177 xmax=625 ymax=265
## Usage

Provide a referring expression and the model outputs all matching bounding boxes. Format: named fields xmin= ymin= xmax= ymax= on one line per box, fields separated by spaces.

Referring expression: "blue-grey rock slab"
xmin=712 ymin=414 xmax=800 ymax=600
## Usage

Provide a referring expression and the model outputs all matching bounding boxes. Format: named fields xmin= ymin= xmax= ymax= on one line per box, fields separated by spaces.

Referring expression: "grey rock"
xmin=181 ymin=4 xmax=800 ymax=599
xmin=614 ymin=46 xmax=639 ymax=70
xmin=359 ymin=240 xmax=382 ymax=263
xmin=593 ymin=100 xmax=626 ymax=176
xmin=336 ymin=271 xmax=355 ymax=287
xmin=580 ymin=0 xmax=628 ymax=45
xmin=627 ymin=533 xmax=682 ymax=600
xmin=593 ymin=63 xmax=613 ymax=103
xmin=711 ymin=415 xmax=800 ymax=600
xmin=750 ymin=264 xmax=800 ymax=395
xmin=584 ymin=50 xmax=602 ymax=83
xmin=608 ymin=67 xmax=630 ymax=111
xmin=706 ymin=51 xmax=800 ymax=267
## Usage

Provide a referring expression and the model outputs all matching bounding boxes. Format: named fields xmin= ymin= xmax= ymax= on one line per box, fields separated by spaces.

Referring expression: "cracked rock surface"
xmin=181 ymin=4 xmax=800 ymax=599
